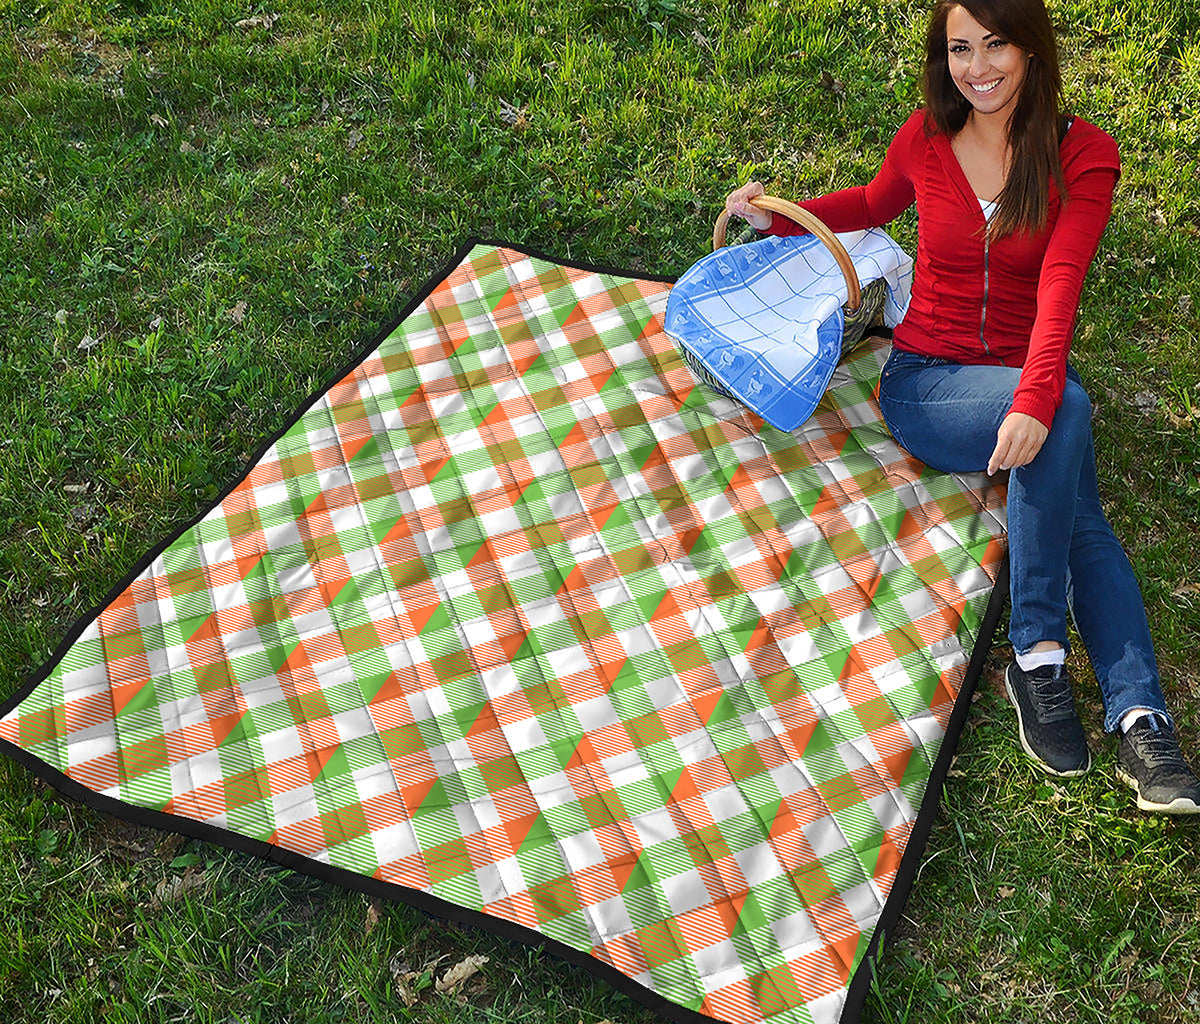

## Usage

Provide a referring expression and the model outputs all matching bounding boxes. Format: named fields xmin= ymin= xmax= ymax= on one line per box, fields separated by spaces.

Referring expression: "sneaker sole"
xmin=1004 ymin=668 xmax=1092 ymax=778
xmin=1115 ymin=765 xmax=1200 ymax=815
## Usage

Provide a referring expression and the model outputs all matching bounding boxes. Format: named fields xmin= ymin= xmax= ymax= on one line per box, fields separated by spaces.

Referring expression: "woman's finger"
xmin=989 ymin=413 xmax=1049 ymax=474
xmin=986 ymin=437 xmax=1008 ymax=476
xmin=993 ymin=427 xmax=1047 ymax=472
xmin=726 ymin=181 xmax=763 ymax=211
xmin=724 ymin=181 xmax=771 ymax=230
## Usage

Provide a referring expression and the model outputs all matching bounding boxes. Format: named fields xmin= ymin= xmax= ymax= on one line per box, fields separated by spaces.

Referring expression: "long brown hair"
xmin=922 ymin=0 xmax=1069 ymax=239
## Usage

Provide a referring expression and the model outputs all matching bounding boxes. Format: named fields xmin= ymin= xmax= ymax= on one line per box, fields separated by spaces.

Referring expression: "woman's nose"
xmin=970 ymin=49 xmax=989 ymax=74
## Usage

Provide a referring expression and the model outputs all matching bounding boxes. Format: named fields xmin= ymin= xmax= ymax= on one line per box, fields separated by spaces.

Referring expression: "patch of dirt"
xmin=92 ymin=811 xmax=161 ymax=863
xmin=14 ymin=28 xmax=137 ymax=81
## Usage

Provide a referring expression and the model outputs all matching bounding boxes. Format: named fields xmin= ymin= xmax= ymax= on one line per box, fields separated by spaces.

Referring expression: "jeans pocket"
xmin=882 ymin=348 xmax=933 ymax=384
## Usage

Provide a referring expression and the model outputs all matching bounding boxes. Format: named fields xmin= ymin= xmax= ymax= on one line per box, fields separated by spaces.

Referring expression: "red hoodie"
xmin=765 ymin=109 xmax=1120 ymax=428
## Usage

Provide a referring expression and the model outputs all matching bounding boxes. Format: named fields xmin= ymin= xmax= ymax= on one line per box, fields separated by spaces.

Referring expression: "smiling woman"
xmin=922 ymin=0 xmax=1066 ymax=241
xmin=725 ymin=0 xmax=1200 ymax=815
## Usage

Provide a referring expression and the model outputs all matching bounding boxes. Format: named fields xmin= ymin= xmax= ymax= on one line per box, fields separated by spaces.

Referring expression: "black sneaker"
xmin=1004 ymin=662 xmax=1092 ymax=776
xmin=1116 ymin=716 xmax=1200 ymax=815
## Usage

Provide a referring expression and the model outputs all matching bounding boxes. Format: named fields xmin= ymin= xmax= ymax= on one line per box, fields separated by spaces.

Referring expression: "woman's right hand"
xmin=725 ymin=181 xmax=773 ymax=232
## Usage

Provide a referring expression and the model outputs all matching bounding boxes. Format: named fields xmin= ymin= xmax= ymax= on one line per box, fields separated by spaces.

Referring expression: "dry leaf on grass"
xmin=435 ymin=954 xmax=489 ymax=994
xmin=984 ymin=659 xmax=1008 ymax=698
xmin=151 ymin=867 xmax=207 ymax=908
xmin=364 ymin=896 xmax=383 ymax=935
xmin=107 ymin=838 xmax=150 ymax=861
xmin=393 ymin=972 xmax=421 ymax=1008
xmin=236 ymin=12 xmax=279 ymax=30
xmin=818 ymin=70 xmax=845 ymax=95
xmin=997 ymin=886 xmax=1016 ymax=899
xmin=78 ymin=333 xmax=100 ymax=350
xmin=388 ymin=953 xmax=431 ymax=1008
xmin=498 ymin=98 xmax=528 ymax=128
xmin=227 ymin=300 xmax=248 ymax=324
xmin=1131 ymin=390 xmax=1157 ymax=412
xmin=156 ymin=833 xmax=184 ymax=860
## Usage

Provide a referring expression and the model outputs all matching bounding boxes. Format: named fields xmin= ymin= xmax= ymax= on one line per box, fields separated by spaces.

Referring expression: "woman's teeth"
xmin=971 ymin=80 xmax=1000 ymax=93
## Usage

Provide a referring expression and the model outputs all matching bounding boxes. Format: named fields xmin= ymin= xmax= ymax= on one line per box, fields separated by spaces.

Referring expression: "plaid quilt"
xmin=0 ymin=242 xmax=1006 ymax=1024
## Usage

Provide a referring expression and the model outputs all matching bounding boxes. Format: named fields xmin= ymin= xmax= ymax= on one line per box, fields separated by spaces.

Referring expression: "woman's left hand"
xmin=987 ymin=412 xmax=1049 ymax=475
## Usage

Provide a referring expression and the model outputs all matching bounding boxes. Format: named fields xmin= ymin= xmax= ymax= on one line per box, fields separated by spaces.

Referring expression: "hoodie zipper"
xmin=979 ymin=227 xmax=991 ymax=357
xmin=978 ymin=222 xmax=1005 ymax=365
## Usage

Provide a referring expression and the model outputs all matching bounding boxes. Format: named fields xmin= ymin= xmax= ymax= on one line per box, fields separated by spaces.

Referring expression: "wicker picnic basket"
xmin=677 ymin=195 xmax=888 ymax=400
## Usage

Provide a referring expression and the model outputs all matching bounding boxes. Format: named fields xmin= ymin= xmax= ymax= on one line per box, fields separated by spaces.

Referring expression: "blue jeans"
xmin=878 ymin=348 xmax=1169 ymax=733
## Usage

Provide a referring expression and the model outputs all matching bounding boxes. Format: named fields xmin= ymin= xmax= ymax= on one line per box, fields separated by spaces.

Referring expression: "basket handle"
xmin=713 ymin=195 xmax=862 ymax=312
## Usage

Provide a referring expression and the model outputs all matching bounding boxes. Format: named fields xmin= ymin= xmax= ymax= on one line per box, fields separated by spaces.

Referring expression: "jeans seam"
xmin=878 ymin=394 xmax=1004 ymax=407
xmin=876 ymin=397 xmax=908 ymax=451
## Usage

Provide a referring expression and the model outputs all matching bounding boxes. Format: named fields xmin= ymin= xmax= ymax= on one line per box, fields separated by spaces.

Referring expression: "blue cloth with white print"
xmin=665 ymin=229 xmax=914 ymax=431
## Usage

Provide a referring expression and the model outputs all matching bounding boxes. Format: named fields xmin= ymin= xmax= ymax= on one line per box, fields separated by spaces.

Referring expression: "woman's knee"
xmin=1048 ymin=380 xmax=1092 ymax=444
xmin=1024 ymin=381 xmax=1093 ymax=473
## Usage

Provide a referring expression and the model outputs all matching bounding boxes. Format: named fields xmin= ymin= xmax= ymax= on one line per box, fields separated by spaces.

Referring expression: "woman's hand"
xmin=725 ymin=181 xmax=772 ymax=232
xmin=987 ymin=412 xmax=1049 ymax=475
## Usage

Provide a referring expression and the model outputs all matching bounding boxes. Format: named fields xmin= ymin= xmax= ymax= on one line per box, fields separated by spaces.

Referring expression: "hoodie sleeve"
xmin=1007 ymin=126 xmax=1121 ymax=428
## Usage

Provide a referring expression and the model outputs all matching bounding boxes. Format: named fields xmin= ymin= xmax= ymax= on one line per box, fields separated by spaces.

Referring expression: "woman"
xmin=725 ymin=0 xmax=1199 ymax=813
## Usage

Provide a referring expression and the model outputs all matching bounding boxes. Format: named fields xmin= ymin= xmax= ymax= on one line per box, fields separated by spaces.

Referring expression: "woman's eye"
xmin=949 ymin=40 xmax=1007 ymax=54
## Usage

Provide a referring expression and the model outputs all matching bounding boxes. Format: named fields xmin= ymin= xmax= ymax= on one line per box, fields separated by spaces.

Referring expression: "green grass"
xmin=1 ymin=0 xmax=1199 ymax=1021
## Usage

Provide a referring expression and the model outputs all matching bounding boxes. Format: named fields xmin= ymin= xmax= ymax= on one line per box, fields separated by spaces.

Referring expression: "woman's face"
xmin=945 ymin=5 xmax=1030 ymax=121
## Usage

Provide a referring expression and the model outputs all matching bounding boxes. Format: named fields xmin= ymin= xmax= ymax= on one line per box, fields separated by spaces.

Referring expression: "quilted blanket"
xmin=0 ymin=241 xmax=1006 ymax=1024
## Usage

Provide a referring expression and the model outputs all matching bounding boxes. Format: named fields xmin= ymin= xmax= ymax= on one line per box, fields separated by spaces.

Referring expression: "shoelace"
xmin=1029 ymin=670 xmax=1075 ymax=719
xmin=1133 ymin=727 xmax=1185 ymax=769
